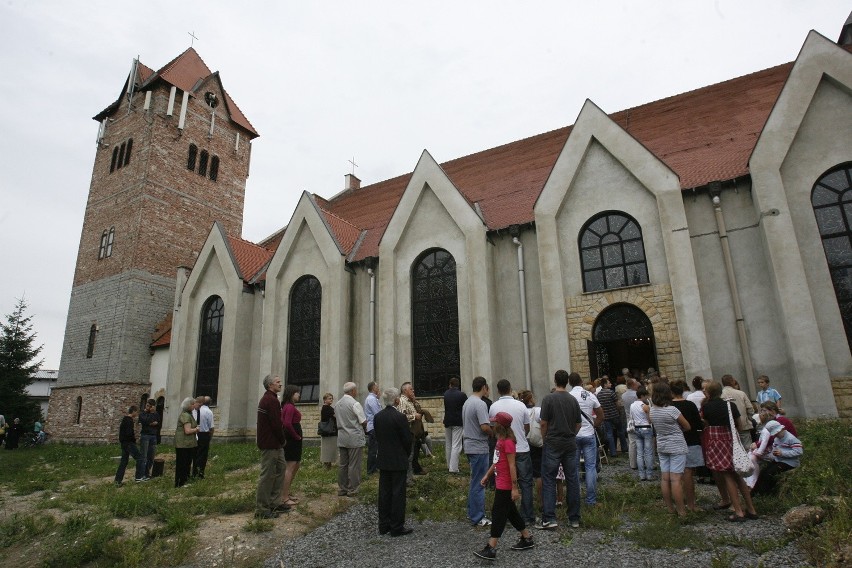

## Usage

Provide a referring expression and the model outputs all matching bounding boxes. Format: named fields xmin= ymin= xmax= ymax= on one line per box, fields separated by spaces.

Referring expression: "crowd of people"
xmin=251 ymin=367 xmax=803 ymax=559
xmin=98 ymin=366 xmax=806 ymax=558
xmin=250 ymin=368 xmax=805 ymax=558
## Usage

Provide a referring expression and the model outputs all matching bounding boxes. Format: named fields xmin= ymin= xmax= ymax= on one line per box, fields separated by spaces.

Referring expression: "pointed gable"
xmin=94 ymin=48 xmax=258 ymax=137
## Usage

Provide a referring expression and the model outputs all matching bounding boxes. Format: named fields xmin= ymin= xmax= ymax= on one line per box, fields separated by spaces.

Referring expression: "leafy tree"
xmin=0 ymin=298 xmax=43 ymax=426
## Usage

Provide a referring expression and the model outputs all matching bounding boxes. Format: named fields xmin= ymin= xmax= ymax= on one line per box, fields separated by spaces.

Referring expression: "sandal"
xmin=745 ymin=512 xmax=759 ymax=520
xmin=727 ymin=514 xmax=746 ymax=523
xmin=283 ymin=498 xmax=299 ymax=506
xmin=713 ymin=502 xmax=732 ymax=510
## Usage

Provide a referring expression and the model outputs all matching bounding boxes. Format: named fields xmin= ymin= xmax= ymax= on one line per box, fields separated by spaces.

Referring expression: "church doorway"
xmin=587 ymin=304 xmax=658 ymax=379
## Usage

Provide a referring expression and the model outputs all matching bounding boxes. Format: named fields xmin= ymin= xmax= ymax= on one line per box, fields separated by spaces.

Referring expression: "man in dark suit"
xmin=374 ymin=387 xmax=413 ymax=536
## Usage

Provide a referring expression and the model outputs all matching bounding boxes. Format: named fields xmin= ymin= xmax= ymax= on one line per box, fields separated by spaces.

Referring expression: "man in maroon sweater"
xmin=255 ymin=375 xmax=288 ymax=518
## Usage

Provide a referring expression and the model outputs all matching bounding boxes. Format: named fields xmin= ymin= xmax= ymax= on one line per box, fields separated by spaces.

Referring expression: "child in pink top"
xmin=474 ymin=412 xmax=535 ymax=560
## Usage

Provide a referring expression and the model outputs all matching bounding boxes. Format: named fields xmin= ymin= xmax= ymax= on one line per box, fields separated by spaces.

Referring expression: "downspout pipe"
xmin=367 ymin=268 xmax=376 ymax=382
xmin=513 ymin=237 xmax=532 ymax=391
xmin=712 ymin=194 xmax=756 ymax=398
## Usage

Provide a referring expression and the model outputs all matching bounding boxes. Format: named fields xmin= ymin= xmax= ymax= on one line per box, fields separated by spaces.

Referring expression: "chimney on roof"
xmin=839 ymin=11 xmax=852 ymax=46
xmin=344 ymin=173 xmax=361 ymax=191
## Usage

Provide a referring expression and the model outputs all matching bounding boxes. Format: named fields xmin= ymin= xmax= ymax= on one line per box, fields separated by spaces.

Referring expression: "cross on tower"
xmin=188 ymin=31 xmax=199 ymax=48
xmin=348 ymin=157 xmax=359 ymax=175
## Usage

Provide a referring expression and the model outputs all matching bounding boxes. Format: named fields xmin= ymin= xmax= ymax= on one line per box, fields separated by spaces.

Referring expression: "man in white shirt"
xmin=568 ymin=373 xmax=603 ymax=505
xmin=621 ymin=378 xmax=639 ymax=469
xmin=489 ymin=379 xmax=534 ymax=527
xmin=193 ymin=396 xmax=215 ymax=479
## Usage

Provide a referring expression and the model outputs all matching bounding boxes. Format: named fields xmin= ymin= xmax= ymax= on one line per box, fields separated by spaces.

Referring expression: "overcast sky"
xmin=0 ymin=1 xmax=848 ymax=369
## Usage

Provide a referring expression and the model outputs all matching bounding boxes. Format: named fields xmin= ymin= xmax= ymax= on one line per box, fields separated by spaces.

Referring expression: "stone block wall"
xmin=830 ymin=377 xmax=852 ymax=419
xmin=58 ymin=271 xmax=174 ymax=388
xmin=566 ymin=283 xmax=685 ymax=381
xmin=47 ymin=382 xmax=152 ymax=443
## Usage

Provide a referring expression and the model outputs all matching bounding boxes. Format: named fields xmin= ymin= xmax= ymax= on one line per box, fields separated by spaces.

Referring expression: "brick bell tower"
xmin=50 ymin=49 xmax=258 ymax=442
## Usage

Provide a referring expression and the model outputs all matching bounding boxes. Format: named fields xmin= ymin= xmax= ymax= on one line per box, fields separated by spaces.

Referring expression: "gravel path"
xmin=265 ymin=459 xmax=810 ymax=568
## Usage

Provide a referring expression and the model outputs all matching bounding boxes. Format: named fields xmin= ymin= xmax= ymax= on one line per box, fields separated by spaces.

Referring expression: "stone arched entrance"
xmin=588 ymin=303 xmax=658 ymax=378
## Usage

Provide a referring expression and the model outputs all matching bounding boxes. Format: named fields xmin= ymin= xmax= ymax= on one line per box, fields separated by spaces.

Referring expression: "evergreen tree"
xmin=0 ymin=298 xmax=43 ymax=426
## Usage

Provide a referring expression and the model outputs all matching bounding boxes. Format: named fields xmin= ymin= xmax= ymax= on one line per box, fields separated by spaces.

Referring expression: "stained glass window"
xmin=286 ymin=276 xmax=322 ymax=402
xmin=579 ymin=212 xmax=649 ymax=292
xmin=812 ymin=162 xmax=852 ymax=352
xmin=411 ymin=249 xmax=460 ymax=396
xmin=195 ymin=296 xmax=224 ymax=402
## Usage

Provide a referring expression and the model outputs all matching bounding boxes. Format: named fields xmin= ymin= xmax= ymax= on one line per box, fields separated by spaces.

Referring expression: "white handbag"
xmin=727 ymin=401 xmax=754 ymax=477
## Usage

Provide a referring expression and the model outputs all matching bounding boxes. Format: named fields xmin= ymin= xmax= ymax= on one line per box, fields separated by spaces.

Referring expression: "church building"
xmin=50 ymin=23 xmax=852 ymax=442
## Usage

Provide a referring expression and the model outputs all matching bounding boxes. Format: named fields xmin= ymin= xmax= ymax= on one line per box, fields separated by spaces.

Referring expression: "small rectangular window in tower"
xmin=117 ymin=142 xmax=126 ymax=169
xmin=110 ymin=147 xmax=118 ymax=173
xmin=124 ymin=138 xmax=133 ymax=166
xmin=86 ymin=324 xmax=98 ymax=358
xmin=98 ymin=230 xmax=108 ymax=259
xmin=198 ymin=150 xmax=209 ymax=177
xmin=209 ymin=156 xmax=219 ymax=181
xmin=105 ymin=227 xmax=115 ymax=257
xmin=187 ymin=144 xmax=197 ymax=171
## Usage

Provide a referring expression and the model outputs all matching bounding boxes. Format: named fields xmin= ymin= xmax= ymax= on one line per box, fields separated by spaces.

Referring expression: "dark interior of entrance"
xmin=587 ymin=304 xmax=658 ymax=378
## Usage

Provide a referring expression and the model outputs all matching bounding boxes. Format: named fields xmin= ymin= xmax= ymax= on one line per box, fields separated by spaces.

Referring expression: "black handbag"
xmin=317 ymin=417 xmax=337 ymax=437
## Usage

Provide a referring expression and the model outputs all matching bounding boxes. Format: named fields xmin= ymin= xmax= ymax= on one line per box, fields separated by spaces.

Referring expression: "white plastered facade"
xmin=160 ymin=32 xmax=851 ymax=436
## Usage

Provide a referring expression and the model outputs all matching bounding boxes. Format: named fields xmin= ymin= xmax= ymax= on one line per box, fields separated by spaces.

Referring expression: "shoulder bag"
xmin=727 ymin=401 xmax=754 ymax=477
xmin=317 ymin=416 xmax=338 ymax=437
xmin=526 ymin=407 xmax=543 ymax=448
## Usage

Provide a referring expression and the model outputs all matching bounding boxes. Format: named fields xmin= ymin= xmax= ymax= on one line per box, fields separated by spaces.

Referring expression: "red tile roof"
xmin=150 ymin=312 xmax=172 ymax=348
xmin=299 ymin=59 xmax=797 ymax=261
xmin=317 ymin=204 xmax=364 ymax=257
xmin=227 ymin=235 xmax=274 ymax=283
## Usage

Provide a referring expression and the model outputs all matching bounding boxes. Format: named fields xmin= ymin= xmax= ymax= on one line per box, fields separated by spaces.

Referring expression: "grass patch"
xmin=43 ymin=515 xmax=123 ymax=568
xmin=0 ymin=512 xmax=55 ymax=548
xmin=625 ymin=511 xmax=710 ymax=551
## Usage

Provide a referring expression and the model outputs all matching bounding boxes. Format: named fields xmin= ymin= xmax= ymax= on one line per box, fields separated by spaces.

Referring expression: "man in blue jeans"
xmin=138 ymin=399 xmax=159 ymax=478
xmin=462 ymin=376 xmax=493 ymax=526
xmin=537 ymin=370 xmax=582 ymax=530
xmin=569 ymin=372 xmax=603 ymax=505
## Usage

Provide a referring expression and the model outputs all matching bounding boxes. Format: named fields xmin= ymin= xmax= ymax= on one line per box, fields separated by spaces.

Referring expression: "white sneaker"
xmin=474 ymin=517 xmax=492 ymax=527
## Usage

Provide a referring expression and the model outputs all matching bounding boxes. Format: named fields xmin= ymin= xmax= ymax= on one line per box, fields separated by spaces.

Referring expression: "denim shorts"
xmin=658 ymin=452 xmax=687 ymax=474
xmin=685 ymin=444 xmax=705 ymax=468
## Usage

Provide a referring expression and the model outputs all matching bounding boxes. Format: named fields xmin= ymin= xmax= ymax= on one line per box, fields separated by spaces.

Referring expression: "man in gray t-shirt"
xmin=461 ymin=376 xmax=492 ymax=526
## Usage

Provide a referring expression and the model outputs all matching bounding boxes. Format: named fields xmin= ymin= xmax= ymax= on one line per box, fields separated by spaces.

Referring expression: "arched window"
xmin=286 ymin=276 xmax=322 ymax=402
xmin=140 ymin=393 xmax=149 ymax=410
xmin=86 ymin=323 xmax=98 ymax=358
xmin=105 ymin=227 xmax=115 ymax=257
xmin=198 ymin=150 xmax=209 ymax=177
xmin=118 ymin=142 xmax=126 ymax=168
xmin=75 ymin=396 xmax=83 ymax=424
xmin=209 ymin=156 xmax=219 ymax=181
xmin=812 ymin=162 xmax=852 ymax=352
xmin=411 ymin=249 xmax=460 ymax=396
xmin=124 ymin=138 xmax=133 ymax=166
xmin=579 ymin=211 xmax=649 ymax=292
xmin=187 ymin=144 xmax=198 ymax=171
xmin=98 ymin=230 xmax=109 ymax=259
xmin=195 ymin=296 xmax=224 ymax=402
xmin=110 ymin=147 xmax=118 ymax=173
